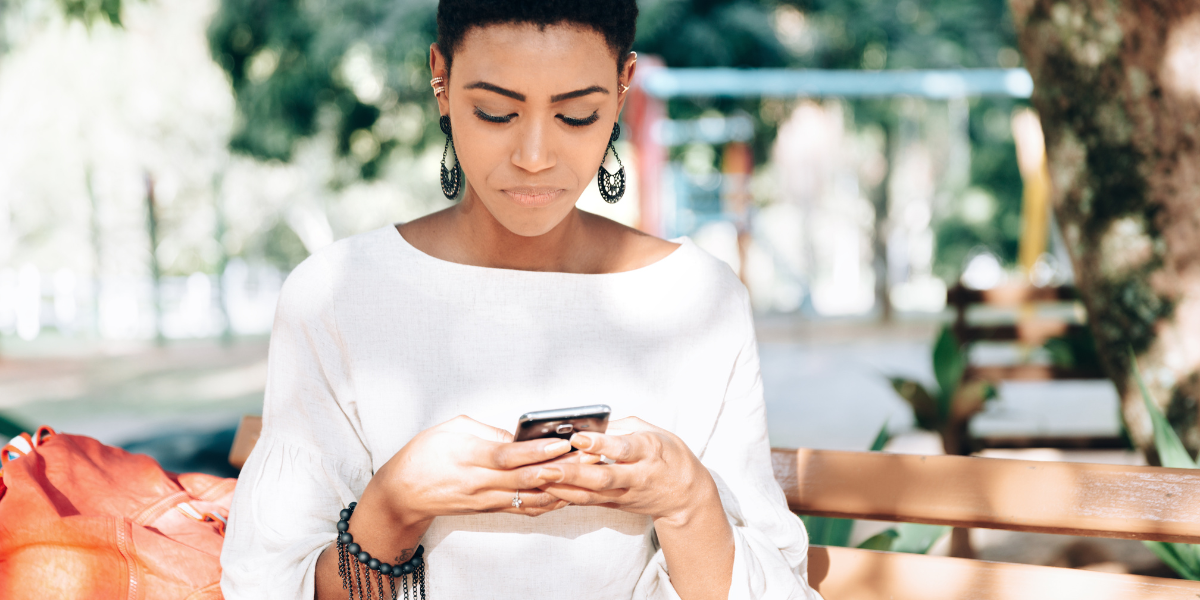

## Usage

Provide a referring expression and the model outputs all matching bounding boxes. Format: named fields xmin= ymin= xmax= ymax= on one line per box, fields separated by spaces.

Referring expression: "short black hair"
xmin=437 ymin=0 xmax=638 ymax=72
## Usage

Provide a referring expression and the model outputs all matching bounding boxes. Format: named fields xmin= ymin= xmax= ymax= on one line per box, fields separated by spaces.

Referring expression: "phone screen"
xmin=514 ymin=404 xmax=611 ymax=445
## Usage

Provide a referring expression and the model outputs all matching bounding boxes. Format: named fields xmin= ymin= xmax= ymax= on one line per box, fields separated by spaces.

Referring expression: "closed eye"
xmin=474 ymin=107 xmax=516 ymax=124
xmin=559 ymin=111 xmax=600 ymax=127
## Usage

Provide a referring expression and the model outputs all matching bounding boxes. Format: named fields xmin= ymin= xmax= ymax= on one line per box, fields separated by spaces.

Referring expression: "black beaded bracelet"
xmin=336 ymin=502 xmax=427 ymax=600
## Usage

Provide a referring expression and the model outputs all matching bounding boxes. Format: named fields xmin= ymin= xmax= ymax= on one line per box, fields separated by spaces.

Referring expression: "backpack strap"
xmin=174 ymin=501 xmax=229 ymax=536
xmin=1 ymin=426 xmax=57 ymax=474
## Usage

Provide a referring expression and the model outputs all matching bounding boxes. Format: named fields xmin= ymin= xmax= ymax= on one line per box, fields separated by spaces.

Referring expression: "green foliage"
xmin=207 ymin=0 xmax=441 ymax=178
xmin=55 ymin=0 xmax=125 ymax=27
xmin=856 ymin=522 xmax=951 ymax=553
xmin=934 ymin=99 xmax=1026 ymax=280
xmin=1131 ymin=349 xmax=1200 ymax=580
xmin=1045 ymin=327 xmax=1103 ymax=372
xmin=889 ymin=325 xmax=995 ymax=436
xmin=856 ymin=529 xmax=898 ymax=550
xmin=800 ymin=513 xmax=855 ymax=548
xmin=931 ymin=324 xmax=966 ymax=413
xmin=889 ymin=522 xmax=950 ymax=554
xmin=1132 ymin=349 xmax=1195 ymax=470
xmin=637 ymin=0 xmax=791 ymax=68
xmin=778 ymin=0 xmax=1015 ymax=71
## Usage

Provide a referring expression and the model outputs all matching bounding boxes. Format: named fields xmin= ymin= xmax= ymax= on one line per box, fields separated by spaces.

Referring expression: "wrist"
xmin=654 ymin=479 xmax=724 ymax=530
xmin=360 ymin=483 xmax=433 ymax=532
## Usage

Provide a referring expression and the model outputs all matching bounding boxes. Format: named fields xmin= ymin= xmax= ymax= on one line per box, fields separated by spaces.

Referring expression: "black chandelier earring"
xmin=440 ymin=115 xmax=462 ymax=200
xmin=598 ymin=123 xmax=626 ymax=203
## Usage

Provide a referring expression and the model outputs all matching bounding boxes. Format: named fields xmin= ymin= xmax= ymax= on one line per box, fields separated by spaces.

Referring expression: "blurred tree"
xmin=1012 ymin=0 xmax=1200 ymax=456
xmin=0 ymin=0 xmax=132 ymax=53
xmin=207 ymin=0 xmax=441 ymax=179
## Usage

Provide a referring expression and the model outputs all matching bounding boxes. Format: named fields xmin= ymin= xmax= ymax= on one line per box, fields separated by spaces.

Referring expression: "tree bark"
xmin=1012 ymin=0 xmax=1200 ymax=455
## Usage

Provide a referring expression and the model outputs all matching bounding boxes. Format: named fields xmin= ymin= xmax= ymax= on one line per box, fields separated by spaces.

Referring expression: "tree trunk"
xmin=1012 ymin=0 xmax=1200 ymax=455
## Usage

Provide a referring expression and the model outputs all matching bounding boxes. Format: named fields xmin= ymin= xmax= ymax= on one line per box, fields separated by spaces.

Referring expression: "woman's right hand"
xmin=320 ymin=415 xmax=570 ymax=598
xmin=362 ymin=415 xmax=575 ymax=527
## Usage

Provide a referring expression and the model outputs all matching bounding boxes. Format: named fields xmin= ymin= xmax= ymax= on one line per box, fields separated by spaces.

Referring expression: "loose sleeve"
xmin=634 ymin=291 xmax=823 ymax=600
xmin=220 ymin=255 xmax=372 ymax=600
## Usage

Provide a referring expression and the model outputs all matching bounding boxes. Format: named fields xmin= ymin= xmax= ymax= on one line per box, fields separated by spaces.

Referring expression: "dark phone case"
xmin=514 ymin=404 xmax=611 ymax=444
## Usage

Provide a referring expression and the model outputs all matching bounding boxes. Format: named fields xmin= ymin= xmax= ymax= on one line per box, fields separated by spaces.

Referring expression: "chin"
xmin=484 ymin=194 xmax=577 ymax=238
xmin=493 ymin=211 xmax=568 ymax=237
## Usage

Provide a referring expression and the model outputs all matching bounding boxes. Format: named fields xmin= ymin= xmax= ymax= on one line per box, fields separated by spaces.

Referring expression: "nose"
xmin=510 ymin=118 xmax=555 ymax=174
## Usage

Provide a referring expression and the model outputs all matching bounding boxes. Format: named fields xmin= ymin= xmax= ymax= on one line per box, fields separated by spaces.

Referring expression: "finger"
xmin=485 ymin=438 xmax=573 ymax=469
xmin=541 ymin=483 xmax=627 ymax=507
xmin=485 ymin=463 xmax=571 ymax=491
xmin=435 ymin=415 xmax=514 ymax=443
xmin=569 ymin=431 xmax=644 ymax=462
xmin=576 ymin=452 xmax=604 ymax=465
xmin=538 ymin=450 xmax=597 ymax=467
xmin=476 ymin=488 xmax=565 ymax=514
xmin=538 ymin=463 xmax=636 ymax=491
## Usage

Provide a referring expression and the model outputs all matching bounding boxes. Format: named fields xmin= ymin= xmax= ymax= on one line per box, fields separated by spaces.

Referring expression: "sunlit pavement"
xmin=0 ymin=335 xmax=267 ymax=476
xmin=1 ymin=316 xmax=1123 ymax=456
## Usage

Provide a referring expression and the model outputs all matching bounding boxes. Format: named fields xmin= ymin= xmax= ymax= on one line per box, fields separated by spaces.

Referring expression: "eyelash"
xmin=473 ymin=108 xmax=600 ymax=128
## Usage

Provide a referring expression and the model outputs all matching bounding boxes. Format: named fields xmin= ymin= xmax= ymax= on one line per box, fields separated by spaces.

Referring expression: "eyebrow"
xmin=463 ymin=81 xmax=609 ymax=103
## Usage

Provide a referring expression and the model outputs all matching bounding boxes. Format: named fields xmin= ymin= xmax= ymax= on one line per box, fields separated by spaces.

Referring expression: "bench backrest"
xmin=775 ymin=447 xmax=1200 ymax=599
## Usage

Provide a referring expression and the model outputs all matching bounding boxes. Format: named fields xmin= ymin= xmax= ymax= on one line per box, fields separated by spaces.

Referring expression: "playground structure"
xmin=622 ymin=62 xmax=1048 ymax=317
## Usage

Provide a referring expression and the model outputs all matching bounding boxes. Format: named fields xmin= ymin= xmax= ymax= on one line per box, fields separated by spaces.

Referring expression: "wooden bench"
xmin=946 ymin=283 xmax=1123 ymax=450
xmin=229 ymin=416 xmax=1200 ymax=598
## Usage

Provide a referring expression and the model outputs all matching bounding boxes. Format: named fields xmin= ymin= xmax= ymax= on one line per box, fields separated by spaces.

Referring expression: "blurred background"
xmin=1 ymin=0 xmax=1195 ymax=577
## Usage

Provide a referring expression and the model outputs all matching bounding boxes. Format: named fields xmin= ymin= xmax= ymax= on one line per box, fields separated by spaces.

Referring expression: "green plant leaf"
xmin=888 ymin=377 xmax=941 ymax=431
xmin=869 ymin=422 xmax=891 ymax=452
xmin=0 ymin=411 xmax=29 ymax=440
xmin=857 ymin=529 xmax=898 ymax=551
xmin=799 ymin=515 xmax=854 ymax=548
xmin=1129 ymin=348 xmax=1196 ymax=469
xmin=891 ymin=523 xmax=951 ymax=554
xmin=1144 ymin=541 xmax=1200 ymax=581
xmin=932 ymin=326 xmax=966 ymax=420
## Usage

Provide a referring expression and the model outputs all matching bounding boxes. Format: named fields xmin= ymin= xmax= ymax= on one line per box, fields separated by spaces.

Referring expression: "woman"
xmin=220 ymin=1 xmax=821 ymax=598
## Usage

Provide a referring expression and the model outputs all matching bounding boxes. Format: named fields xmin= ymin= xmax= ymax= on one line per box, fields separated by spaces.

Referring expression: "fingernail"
xmin=545 ymin=439 xmax=570 ymax=454
xmin=571 ymin=433 xmax=594 ymax=450
xmin=538 ymin=466 xmax=563 ymax=483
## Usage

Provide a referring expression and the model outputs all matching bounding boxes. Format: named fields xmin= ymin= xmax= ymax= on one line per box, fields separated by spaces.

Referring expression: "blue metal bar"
xmin=641 ymin=68 xmax=1033 ymax=99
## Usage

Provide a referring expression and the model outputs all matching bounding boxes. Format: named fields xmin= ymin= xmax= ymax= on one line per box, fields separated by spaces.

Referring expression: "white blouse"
xmin=220 ymin=224 xmax=822 ymax=600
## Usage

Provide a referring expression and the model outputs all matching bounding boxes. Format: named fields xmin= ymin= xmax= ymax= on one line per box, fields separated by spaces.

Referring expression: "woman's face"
xmin=431 ymin=24 xmax=635 ymax=237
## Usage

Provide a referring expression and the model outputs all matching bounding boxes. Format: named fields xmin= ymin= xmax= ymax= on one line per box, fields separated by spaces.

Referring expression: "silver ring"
xmin=511 ymin=491 xmax=522 ymax=508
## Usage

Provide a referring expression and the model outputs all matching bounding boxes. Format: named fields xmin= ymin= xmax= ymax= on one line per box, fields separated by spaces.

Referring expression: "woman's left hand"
xmin=536 ymin=417 xmax=721 ymax=526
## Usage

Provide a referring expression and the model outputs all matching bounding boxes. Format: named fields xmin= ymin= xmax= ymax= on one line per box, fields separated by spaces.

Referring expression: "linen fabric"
xmin=220 ymin=224 xmax=822 ymax=600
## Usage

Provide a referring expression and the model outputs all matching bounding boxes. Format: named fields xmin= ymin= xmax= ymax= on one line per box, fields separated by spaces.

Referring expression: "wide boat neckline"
xmin=388 ymin=224 xmax=692 ymax=278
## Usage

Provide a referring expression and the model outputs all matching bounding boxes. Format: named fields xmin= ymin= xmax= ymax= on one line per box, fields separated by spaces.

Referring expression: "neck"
xmin=450 ymin=187 xmax=590 ymax=272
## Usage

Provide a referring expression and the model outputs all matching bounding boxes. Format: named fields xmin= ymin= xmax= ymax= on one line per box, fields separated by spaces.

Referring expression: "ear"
xmin=615 ymin=51 xmax=638 ymax=117
xmin=429 ymin=42 xmax=450 ymax=117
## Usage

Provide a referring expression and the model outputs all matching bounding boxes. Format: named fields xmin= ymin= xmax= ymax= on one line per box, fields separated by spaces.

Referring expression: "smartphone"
xmin=514 ymin=404 xmax=611 ymax=448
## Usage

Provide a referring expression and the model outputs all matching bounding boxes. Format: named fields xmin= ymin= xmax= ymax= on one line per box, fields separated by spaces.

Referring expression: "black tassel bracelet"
xmin=336 ymin=502 xmax=426 ymax=600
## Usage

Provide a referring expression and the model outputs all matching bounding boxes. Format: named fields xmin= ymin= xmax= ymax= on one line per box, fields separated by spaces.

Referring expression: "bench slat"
xmin=965 ymin=364 xmax=1107 ymax=381
xmin=775 ymin=448 xmax=1200 ymax=544
xmin=809 ymin=546 xmax=1200 ymax=600
xmin=947 ymin=285 xmax=1081 ymax=306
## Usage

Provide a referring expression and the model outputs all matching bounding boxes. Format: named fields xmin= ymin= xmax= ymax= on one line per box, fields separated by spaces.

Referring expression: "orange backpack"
xmin=0 ymin=426 xmax=235 ymax=600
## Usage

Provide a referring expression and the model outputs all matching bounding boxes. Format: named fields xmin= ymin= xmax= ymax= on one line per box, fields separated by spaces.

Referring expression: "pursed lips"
xmin=503 ymin=187 xmax=566 ymax=208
